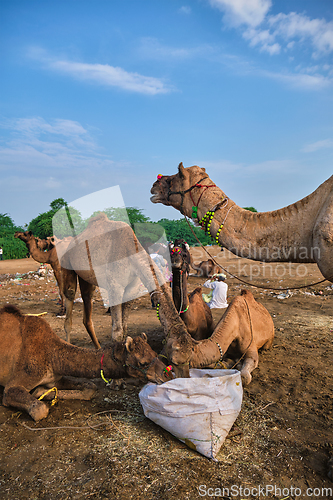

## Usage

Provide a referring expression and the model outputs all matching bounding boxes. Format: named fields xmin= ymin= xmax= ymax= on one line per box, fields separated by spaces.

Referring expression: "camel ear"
xmin=178 ymin=162 xmax=186 ymax=179
xmin=125 ymin=336 xmax=134 ymax=352
xmin=140 ymin=332 xmax=147 ymax=341
xmin=201 ymin=167 xmax=206 ymax=173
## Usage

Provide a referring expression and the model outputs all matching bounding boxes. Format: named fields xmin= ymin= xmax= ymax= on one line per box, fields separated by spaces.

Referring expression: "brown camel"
xmin=0 ymin=304 xmax=170 ymax=421
xmin=56 ymin=212 xmax=190 ymax=345
xmin=15 ymin=231 xmax=103 ymax=349
xmin=15 ymin=232 xmax=71 ymax=317
xmin=170 ymin=245 xmax=214 ymax=340
xmin=151 ymin=163 xmax=333 ymax=283
xmin=190 ymin=257 xmax=223 ymax=277
xmin=165 ymin=289 xmax=274 ymax=385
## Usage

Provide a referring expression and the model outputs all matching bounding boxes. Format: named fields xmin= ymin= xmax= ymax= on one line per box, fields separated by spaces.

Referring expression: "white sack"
xmin=139 ymin=369 xmax=242 ymax=459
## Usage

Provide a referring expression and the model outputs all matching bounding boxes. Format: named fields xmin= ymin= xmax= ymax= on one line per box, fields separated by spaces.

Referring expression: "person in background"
xmin=0 ymin=246 xmax=3 ymax=261
xmin=203 ymin=274 xmax=228 ymax=309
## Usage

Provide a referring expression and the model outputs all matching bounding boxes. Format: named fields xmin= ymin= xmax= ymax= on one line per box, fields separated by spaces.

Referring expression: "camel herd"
xmin=2 ymin=164 xmax=332 ymax=427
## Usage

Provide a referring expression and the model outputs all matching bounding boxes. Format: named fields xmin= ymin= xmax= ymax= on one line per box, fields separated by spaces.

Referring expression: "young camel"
xmin=14 ymin=231 xmax=72 ymax=319
xmin=165 ymin=290 xmax=274 ymax=385
xmin=170 ymin=245 xmax=214 ymax=340
xmin=0 ymin=305 xmax=170 ymax=421
xmin=151 ymin=163 xmax=333 ymax=283
xmin=15 ymin=231 xmax=103 ymax=349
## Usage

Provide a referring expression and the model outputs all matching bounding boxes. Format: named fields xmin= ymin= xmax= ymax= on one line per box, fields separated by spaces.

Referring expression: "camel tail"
xmin=0 ymin=304 xmax=23 ymax=317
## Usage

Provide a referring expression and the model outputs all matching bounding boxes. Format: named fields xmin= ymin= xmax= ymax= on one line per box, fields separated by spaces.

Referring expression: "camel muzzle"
xmin=172 ymin=363 xmax=190 ymax=378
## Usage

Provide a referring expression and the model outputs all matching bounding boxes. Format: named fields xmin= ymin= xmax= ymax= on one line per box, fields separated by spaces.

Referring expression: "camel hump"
xmin=0 ymin=304 xmax=23 ymax=318
xmin=189 ymin=286 xmax=202 ymax=299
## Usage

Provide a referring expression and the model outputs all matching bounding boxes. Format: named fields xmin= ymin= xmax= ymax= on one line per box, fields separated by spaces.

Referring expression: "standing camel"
xmin=151 ymin=163 xmax=333 ymax=283
xmin=56 ymin=212 xmax=190 ymax=345
xmin=14 ymin=232 xmax=71 ymax=318
xmin=14 ymin=231 xmax=101 ymax=349
xmin=170 ymin=245 xmax=214 ymax=340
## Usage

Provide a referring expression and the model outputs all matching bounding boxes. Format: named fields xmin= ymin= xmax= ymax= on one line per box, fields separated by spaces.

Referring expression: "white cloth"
xmin=203 ymin=280 xmax=228 ymax=309
xmin=150 ymin=253 xmax=166 ymax=273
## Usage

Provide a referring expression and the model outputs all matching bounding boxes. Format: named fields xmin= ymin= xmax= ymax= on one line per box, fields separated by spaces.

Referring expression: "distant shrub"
xmin=0 ymin=236 xmax=28 ymax=260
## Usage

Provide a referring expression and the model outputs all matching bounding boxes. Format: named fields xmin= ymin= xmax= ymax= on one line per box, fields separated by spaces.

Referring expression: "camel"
xmin=56 ymin=212 xmax=188 ymax=344
xmin=170 ymin=245 xmax=214 ymax=340
xmin=190 ymin=258 xmax=223 ymax=277
xmin=0 ymin=304 xmax=170 ymax=421
xmin=151 ymin=163 xmax=333 ymax=283
xmin=14 ymin=231 xmax=72 ymax=318
xmin=165 ymin=289 xmax=274 ymax=385
xmin=15 ymin=231 xmax=104 ymax=349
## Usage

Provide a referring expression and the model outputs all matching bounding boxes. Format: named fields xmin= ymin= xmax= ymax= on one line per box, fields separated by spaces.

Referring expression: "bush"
xmin=0 ymin=236 xmax=28 ymax=260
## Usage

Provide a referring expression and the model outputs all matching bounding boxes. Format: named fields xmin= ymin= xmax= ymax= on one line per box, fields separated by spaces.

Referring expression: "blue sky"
xmin=1 ymin=0 xmax=332 ymax=227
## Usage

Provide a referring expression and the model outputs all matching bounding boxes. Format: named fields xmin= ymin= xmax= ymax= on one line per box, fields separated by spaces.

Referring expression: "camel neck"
xmin=172 ymin=269 xmax=189 ymax=313
xmin=55 ymin=342 xmax=126 ymax=379
xmin=27 ymin=237 xmax=51 ymax=264
xmin=188 ymin=178 xmax=333 ymax=263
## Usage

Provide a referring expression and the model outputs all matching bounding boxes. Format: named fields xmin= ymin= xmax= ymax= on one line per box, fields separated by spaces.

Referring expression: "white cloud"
xmin=137 ymin=37 xmax=213 ymax=61
xmin=208 ymin=0 xmax=272 ymax=27
xmin=243 ymin=28 xmax=280 ymax=54
xmin=302 ymin=139 xmax=333 ymax=153
xmin=179 ymin=6 xmax=192 ymax=15
xmin=268 ymin=12 xmax=333 ymax=57
xmin=0 ymin=117 xmax=114 ymax=171
xmin=28 ymin=48 xmax=173 ymax=95
xmin=260 ymin=69 xmax=332 ymax=90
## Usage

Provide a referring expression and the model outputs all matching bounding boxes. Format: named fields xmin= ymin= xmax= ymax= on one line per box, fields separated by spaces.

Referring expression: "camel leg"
xmin=62 ymin=269 xmax=78 ymax=344
xmin=110 ymin=304 xmax=124 ymax=342
xmin=240 ymin=350 xmax=259 ymax=386
xmin=121 ymin=301 xmax=132 ymax=336
xmin=3 ymin=385 xmax=49 ymax=421
xmin=262 ymin=337 xmax=274 ymax=350
xmin=78 ymin=277 xmax=100 ymax=349
xmin=32 ymin=377 xmax=97 ymax=401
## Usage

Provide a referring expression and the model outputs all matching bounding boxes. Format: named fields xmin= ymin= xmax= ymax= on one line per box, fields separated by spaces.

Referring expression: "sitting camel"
xmin=0 ymin=304 xmax=170 ymax=421
xmin=170 ymin=245 xmax=214 ymax=340
xmin=165 ymin=290 xmax=274 ymax=385
xmin=190 ymin=258 xmax=223 ymax=277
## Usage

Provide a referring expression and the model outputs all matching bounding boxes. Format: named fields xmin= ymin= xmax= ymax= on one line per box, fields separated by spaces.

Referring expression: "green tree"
xmin=243 ymin=206 xmax=258 ymax=212
xmin=0 ymin=213 xmax=27 ymax=259
xmin=28 ymin=198 xmax=85 ymax=239
xmin=157 ymin=218 xmax=211 ymax=246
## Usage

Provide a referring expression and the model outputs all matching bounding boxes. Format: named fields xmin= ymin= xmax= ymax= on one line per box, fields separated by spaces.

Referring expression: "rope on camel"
xmin=184 ymin=215 xmax=330 ymax=291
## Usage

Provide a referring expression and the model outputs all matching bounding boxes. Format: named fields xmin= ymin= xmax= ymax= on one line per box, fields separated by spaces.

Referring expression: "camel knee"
xmin=240 ymin=369 xmax=252 ymax=386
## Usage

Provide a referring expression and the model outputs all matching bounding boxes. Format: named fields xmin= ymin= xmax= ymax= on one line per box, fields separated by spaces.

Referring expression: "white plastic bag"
xmin=139 ymin=369 xmax=243 ymax=459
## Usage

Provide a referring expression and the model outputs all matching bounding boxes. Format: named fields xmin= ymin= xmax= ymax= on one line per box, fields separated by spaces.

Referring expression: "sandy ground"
xmin=0 ymin=248 xmax=332 ymax=499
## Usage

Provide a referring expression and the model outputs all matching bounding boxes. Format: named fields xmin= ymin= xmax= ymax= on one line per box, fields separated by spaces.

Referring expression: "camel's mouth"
xmin=150 ymin=193 xmax=160 ymax=204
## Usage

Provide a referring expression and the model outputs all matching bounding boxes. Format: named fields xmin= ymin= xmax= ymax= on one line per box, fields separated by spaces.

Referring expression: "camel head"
xmin=170 ymin=246 xmax=189 ymax=273
xmin=150 ymin=163 xmax=209 ymax=214
xmin=166 ymin=333 xmax=194 ymax=378
xmin=124 ymin=333 xmax=171 ymax=384
xmin=14 ymin=230 xmax=34 ymax=243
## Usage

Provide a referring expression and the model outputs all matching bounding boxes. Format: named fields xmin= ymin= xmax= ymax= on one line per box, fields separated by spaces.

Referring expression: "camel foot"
xmin=240 ymin=369 xmax=252 ymax=386
xmin=28 ymin=400 xmax=50 ymax=421
xmin=107 ymin=379 xmax=126 ymax=390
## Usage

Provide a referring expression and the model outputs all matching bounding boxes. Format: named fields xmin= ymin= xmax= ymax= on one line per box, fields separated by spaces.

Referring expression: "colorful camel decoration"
xmin=151 ymin=163 xmax=333 ymax=283
xmin=165 ymin=289 xmax=274 ymax=385
xmin=170 ymin=244 xmax=214 ymax=340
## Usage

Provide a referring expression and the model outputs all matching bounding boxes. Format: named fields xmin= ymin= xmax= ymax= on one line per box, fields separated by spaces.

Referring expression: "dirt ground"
xmin=0 ymin=248 xmax=332 ymax=499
